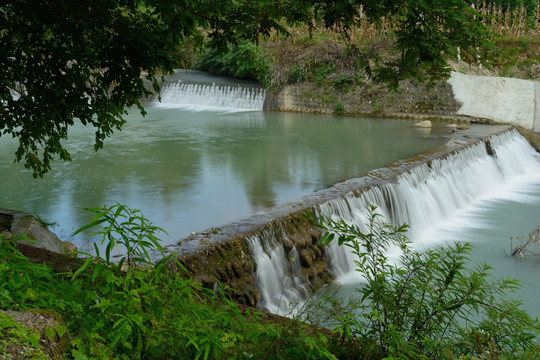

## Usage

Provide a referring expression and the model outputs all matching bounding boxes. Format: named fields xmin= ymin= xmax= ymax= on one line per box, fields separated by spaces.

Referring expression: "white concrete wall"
xmin=448 ymin=71 xmax=539 ymax=132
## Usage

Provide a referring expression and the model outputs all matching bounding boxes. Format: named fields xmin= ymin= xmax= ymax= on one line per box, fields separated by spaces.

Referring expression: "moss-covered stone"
xmin=0 ymin=310 xmax=68 ymax=360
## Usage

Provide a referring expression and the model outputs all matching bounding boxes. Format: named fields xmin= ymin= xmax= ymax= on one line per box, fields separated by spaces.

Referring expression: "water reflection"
xmin=0 ymin=106 xmax=449 ymax=250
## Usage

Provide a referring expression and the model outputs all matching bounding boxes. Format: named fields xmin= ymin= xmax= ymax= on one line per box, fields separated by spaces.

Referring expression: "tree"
xmin=0 ymin=0 xmax=196 ymax=177
xmin=0 ymin=0 xmax=491 ymax=177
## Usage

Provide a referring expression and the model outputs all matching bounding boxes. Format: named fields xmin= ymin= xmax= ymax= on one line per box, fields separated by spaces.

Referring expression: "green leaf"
xmin=28 ymin=332 xmax=40 ymax=349
xmin=72 ymin=257 xmax=93 ymax=280
xmin=45 ymin=326 xmax=56 ymax=340
xmin=72 ymin=215 xmax=107 ymax=236
xmin=54 ymin=323 xmax=67 ymax=338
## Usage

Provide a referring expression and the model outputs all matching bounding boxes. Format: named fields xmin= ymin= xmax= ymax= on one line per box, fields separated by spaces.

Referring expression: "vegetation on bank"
xmin=195 ymin=2 xmax=540 ymax=115
xmin=315 ymin=206 xmax=540 ymax=359
xmin=0 ymin=205 xmax=335 ymax=359
xmin=1 ymin=204 xmax=539 ymax=359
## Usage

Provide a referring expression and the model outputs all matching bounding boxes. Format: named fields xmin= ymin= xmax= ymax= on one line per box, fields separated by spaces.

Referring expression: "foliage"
xmin=318 ymin=204 xmax=540 ymax=359
xmin=0 ymin=205 xmax=335 ymax=359
xmin=0 ymin=312 xmax=47 ymax=359
xmin=73 ymin=203 xmax=166 ymax=268
xmin=196 ymin=40 xmax=271 ymax=86
xmin=378 ymin=0 xmax=493 ymax=88
xmin=0 ymin=0 xmax=304 ymax=177
xmin=288 ymin=65 xmax=305 ymax=84
xmin=333 ymin=102 xmax=345 ymax=114
xmin=478 ymin=0 xmax=538 ymax=10
xmin=0 ymin=0 xmax=191 ymax=177
xmin=1 ymin=0 xmax=495 ymax=176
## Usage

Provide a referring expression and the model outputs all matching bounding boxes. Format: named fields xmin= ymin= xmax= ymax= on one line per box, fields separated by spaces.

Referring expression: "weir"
xmin=154 ymin=69 xmax=266 ymax=111
xmin=166 ymin=127 xmax=540 ymax=315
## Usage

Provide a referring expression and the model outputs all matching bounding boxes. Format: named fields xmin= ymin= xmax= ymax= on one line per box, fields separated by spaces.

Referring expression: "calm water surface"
xmin=0 ymin=106 xmax=449 ymax=252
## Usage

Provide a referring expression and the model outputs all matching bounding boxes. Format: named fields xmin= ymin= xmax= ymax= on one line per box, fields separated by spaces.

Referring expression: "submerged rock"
xmin=457 ymin=124 xmax=471 ymax=130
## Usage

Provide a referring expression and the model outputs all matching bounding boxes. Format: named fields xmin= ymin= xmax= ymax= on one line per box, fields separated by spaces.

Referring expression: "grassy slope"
xmin=260 ymin=29 xmax=540 ymax=117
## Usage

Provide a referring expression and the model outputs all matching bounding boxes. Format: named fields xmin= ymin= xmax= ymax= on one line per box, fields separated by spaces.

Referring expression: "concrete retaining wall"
xmin=448 ymin=72 xmax=540 ymax=132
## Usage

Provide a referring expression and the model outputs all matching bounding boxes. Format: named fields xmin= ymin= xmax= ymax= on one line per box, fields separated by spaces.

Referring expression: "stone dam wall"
xmin=448 ymin=72 xmax=540 ymax=132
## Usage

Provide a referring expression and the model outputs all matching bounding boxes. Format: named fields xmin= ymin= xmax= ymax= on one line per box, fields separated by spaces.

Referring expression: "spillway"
xmin=243 ymin=128 xmax=540 ymax=314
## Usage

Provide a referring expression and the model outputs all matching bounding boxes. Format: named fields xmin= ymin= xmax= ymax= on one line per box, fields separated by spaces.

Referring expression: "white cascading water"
xmin=249 ymin=129 xmax=540 ymax=313
xmin=318 ymin=129 xmax=540 ymax=282
xmin=155 ymin=81 xmax=266 ymax=111
xmin=247 ymin=225 xmax=307 ymax=315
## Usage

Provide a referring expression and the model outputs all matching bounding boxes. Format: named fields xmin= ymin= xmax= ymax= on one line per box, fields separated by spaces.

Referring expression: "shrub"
xmin=333 ymin=102 xmax=345 ymax=114
xmin=0 ymin=205 xmax=336 ymax=359
xmin=197 ymin=40 xmax=270 ymax=86
xmin=289 ymin=64 xmax=304 ymax=83
xmin=318 ymin=204 xmax=540 ymax=359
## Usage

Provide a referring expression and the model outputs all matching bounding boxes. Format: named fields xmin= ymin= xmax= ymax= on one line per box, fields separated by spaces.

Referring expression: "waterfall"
xmin=318 ymin=129 xmax=540 ymax=281
xmin=154 ymin=81 xmax=266 ymax=111
xmin=247 ymin=129 xmax=540 ymax=313
xmin=247 ymin=225 xmax=307 ymax=315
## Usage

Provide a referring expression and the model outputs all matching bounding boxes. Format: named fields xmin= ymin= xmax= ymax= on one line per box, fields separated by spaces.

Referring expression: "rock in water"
xmin=414 ymin=120 xmax=432 ymax=128
xmin=457 ymin=124 xmax=471 ymax=130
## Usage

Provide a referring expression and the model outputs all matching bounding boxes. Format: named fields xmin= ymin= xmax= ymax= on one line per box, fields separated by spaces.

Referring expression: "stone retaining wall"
xmin=265 ymin=72 xmax=540 ymax=133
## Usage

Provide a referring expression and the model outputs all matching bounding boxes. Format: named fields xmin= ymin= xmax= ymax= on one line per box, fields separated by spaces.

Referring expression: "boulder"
xmin=311 ymin=260 xmax=327 ymax=276
xmin=0 ymin=208 xmax=76 ymax=255
xmin=308 ymin=244 xmax=321 ymax=259
xmin=413 ymin=120 xmax=432 ymax=128
xmin=282 ymin=238 xmax=294 ymax=253
xmin=457 ymin=124 xmax=470 ymax=130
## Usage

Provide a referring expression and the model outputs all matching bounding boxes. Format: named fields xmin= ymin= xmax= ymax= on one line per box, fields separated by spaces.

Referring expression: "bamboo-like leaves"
xmin=73 ymin=203 xmax=167 ymax=271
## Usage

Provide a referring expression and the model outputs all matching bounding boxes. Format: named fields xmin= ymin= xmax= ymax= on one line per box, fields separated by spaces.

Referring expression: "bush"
xmin=0 ymin=205 xmax=335 ymax=359
xmin=197 ymin=40 xmax=270 ymax=86
xmin=317 ymin=205 xmax=540 ymax=359
xmin=333 ymin=102 xmax=345 ymax=114
xmin=288 ymin=65 xmax=304 ymax=83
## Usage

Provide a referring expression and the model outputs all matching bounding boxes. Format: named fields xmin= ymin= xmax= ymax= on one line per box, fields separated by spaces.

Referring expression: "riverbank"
xmin=193 ymin=23 xmax=540 ymax=130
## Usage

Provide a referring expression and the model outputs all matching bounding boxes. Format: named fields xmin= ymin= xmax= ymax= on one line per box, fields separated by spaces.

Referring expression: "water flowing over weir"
xmin=244 ymin=128 xmax=540 ymax=314
xmin=156 ymin=81 xmax=266 ymax=111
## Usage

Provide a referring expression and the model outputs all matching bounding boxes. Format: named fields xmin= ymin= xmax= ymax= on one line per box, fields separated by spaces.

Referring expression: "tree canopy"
xmin=1 ymin=0 xmax=491 ymax=177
